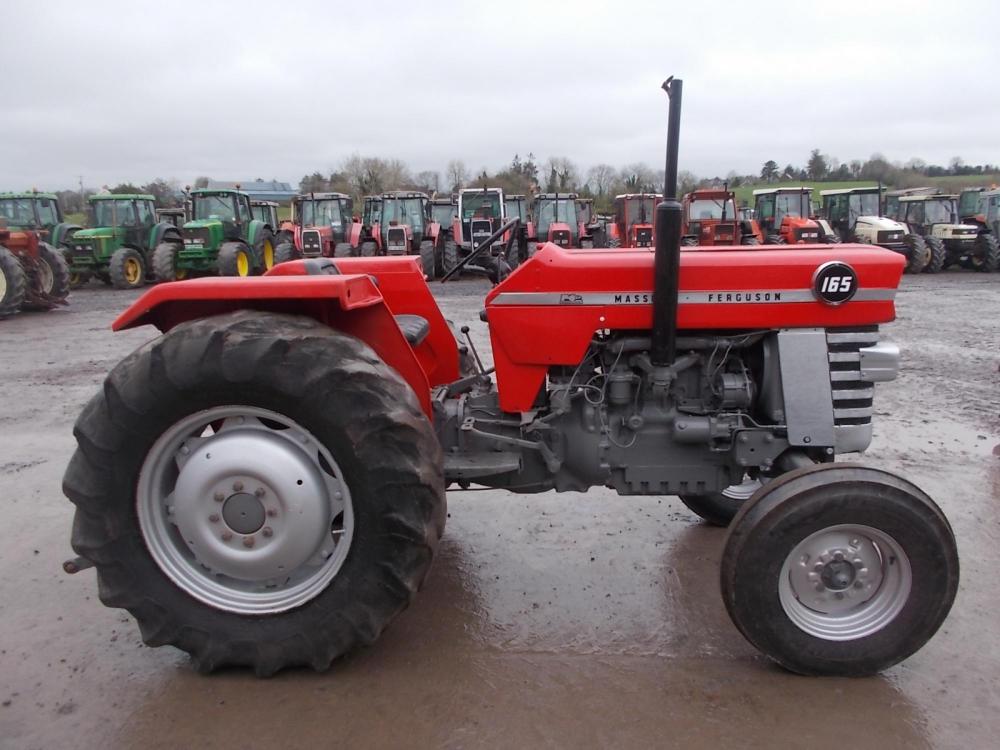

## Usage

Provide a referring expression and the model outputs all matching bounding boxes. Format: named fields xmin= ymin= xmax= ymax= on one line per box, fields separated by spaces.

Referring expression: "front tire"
xmin=218 ymin=242 xmax=253 ymax=277
xmin=970 ymin=233 xmax=999 ymax=272
xmin=255 ymin=232 xmax=276 ymax=272
xmin=419 ymin=239 xmax=435 ymax=278
xmin=0 ymin=245 xmax=27 ymax=318
xmin=721 ymin=463 xmax=958 ymax=676
xmin=360 ymin=241 xmax=376 ymax=257
xmin=152 ymin=242 xmax=186 ymax=282
xmin=33 ymin=242 xmax=71 ymax=302
xmin=442 ymin=240 xmax=459 ymax=272
xmin=63 ymin=311 xmax=446 ymax=675
xmin=903 ymin=234 xmax=929 ymax=274
xmin=274 ymin=242 xmax=300 ymax=265
xmin=333 ymin=242 xmax=352 ymax=258
xmin=109 ymin=247 xmax=146 ymax=290
xmin=923 ymin=237 xmax=945 ymax=274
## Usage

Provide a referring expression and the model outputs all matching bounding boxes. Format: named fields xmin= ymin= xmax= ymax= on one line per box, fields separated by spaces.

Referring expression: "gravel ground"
xmin=0 ymin=269 xmax=997 ymax=749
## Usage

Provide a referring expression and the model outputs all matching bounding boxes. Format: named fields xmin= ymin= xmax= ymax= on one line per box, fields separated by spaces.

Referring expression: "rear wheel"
xmin=903 ymin=234 xmax=929 ymax=274
xmin=218 ymin=242 xmax=253 ymax=277
xmin=765 ymin=234 xmax=786 ymax=245
xmin=274 ymin=242 xmax=300 ymax=265
xmin=740 ymin=235 xmax=760 ymax=246
xmin=63 ymin=311 xmax=446 ymax=675
xmin=442 ymin=240 xmax=459 ymax=272
xmin=923 ymin=237 xmax=946 ymax=274
xmin=152 ymin=242 xmax=186 ymax=282
xmin=419 ymin=240 xmax=435 ymax=278
xmin=360 ymin=241 xmax=376 ymax=257
xmin=35 ymin=242 xmax=71 ymax=301
xmin=109 ymin=247 xmax=146 ymax=290
xmin=721 ymin=463 xmax=958 ymax=676
xmin=970 ymin=233 xmax=999 ymax=272
xmin=0 ymin=246 xmax=27 ymax=318
xmin=333 ymin=242 xmax=352 ymax=258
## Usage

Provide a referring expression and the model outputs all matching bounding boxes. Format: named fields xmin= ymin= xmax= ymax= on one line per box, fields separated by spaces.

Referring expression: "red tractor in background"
xmin=611 ymin=193 xmax=660 ymax=247
xmin=752 ymin=187 xmax=830 ymax=244
xmin=359 ymin=191 xmax=443 ymax=278
xmin=274 ymin=193 xmax=362 ymax=264
xmin=576 ymin=197 xmax=609 ymax=248
xmin=524 ymin=192 xmax=605 ymax=257
xmin=682 ymin=188 xmax=760 ymax=245
xmin=0 ymin=219 xmax=71 ymax=318
xmin=444 ymin=188 xmax=507 ymax=272
xmin=61 ymin=77 xmax=958 ymax=682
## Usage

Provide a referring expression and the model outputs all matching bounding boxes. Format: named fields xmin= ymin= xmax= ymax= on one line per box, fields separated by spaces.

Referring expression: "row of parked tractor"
xmin=1 ymin=182 xmax=998 ymax=318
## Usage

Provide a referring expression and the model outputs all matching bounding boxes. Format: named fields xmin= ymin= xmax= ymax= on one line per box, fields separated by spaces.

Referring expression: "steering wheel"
xmin=440 ymin=217 xmax=520 ymax=283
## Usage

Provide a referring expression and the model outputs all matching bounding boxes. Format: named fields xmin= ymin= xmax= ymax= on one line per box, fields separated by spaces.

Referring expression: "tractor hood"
xmin=183 ymin=219 xmax=223 ymax=231
xmin=856 ymin=216 xmax=905 ymax=232
xmin=74 ymin=227 xmax=123 ymax=240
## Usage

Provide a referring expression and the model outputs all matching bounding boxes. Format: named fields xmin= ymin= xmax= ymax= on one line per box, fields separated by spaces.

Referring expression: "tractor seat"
xmin=394 ymin=314 xmax=430 ymax=347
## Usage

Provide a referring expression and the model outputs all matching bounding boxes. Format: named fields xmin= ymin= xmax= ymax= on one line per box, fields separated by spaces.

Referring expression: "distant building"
xmin=206 ymin=178 xmax=295 ymax=203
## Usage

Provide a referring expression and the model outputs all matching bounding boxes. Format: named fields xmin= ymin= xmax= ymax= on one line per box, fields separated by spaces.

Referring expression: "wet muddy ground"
xmin=1 ymin=272 xmax=998 ymax=749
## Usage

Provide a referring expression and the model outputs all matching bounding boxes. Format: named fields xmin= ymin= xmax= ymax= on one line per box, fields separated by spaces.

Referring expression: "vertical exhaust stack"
xmin=650 ymin=77 xmax=684 ymax=366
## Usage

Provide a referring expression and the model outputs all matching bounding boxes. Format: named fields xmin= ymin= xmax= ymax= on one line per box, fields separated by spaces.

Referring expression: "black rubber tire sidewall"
xmin=0 ymin=246 xmax=28 ymax=318
xmin=64 ymin=311 xmax=446 ymax=675
xmin=721 ymin=465 xmax=958 ymax=676
xmin=679 ymin=492 xmax=742 ymax=526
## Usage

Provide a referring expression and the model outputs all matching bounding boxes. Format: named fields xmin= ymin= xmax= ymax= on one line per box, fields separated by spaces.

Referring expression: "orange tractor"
xmin=610 ymin=193 xmax=660 ymax=247
xmin=752 ymin=187 xmax=830 ymax=244
xmin=0 ymin=219 xmax=71 ymax=318
xmin=681 ymin=188 xmax=760 ymax=245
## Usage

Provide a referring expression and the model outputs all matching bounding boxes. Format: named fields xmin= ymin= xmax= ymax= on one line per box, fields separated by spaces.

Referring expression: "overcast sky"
xmin=2 ymin=0 xmax=998 ymax=191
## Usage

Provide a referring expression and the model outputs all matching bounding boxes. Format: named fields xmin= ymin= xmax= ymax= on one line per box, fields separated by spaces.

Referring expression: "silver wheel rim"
xmin=137 ymin=405 xmax=354 ymax=614
xmin=0 ymin=264 xmax=7 ymax=299
xmin=37 ymin=257 xmax=54 ymax=293
xmin=779 ymin=524 xmax=911 ymax=641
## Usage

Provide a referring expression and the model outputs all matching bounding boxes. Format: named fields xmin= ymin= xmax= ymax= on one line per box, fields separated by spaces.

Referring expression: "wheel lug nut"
xmin=214 ymin=492 xmax=225 ymax=502
xmin=262 ymin=527 xmax=273 ymax=537
xmin=209 ymin=514 xmax=220 ymax=523
xmin=181 ymin=445 xmax=190 ymax=455
xmin=266 ymin=508 xmax=277 ymax=517
xmin=232 ymin=481 xmax=243 ymax=492
xmin=255 ymin=487 xmax=266 ymax=497
xmin=833 ymin=550 xmax=845 ymax=561
xmin=221 ymin=531 xmax=233 ymax=542
xmin=242 ymin=536 xmax=255 ymax=548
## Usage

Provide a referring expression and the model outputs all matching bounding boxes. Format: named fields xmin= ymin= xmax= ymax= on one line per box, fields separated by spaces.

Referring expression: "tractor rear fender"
xmin=112 ymin=272 xmax=436 ymax=417
xmin=52 ymin=222 xmax=82 ymax=247
xmin=425 ymin=221 xmax=440 ymax=244
xmin=347 ymin=221 xmax=363 ymax=247
xmin=150 ymin=222 xmax=182 ymax=248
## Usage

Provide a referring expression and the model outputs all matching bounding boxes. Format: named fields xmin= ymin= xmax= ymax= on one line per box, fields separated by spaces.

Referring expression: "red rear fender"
xmin=112 ymin=273 xmax=434 ymax=416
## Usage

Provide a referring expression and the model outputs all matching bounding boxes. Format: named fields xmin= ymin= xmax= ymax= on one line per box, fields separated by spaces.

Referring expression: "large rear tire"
xmin=419 ymin=239 xmax=435 ymax=279
xmin=333 ymin=242 xmax=352 ymax=258
xmin=903 ymin=235 xmax=929 ymax=274
xmin=218 ymin=242 xmax=253 ymax=277
xmin=109 ymin=247 xmax=146 ymax=290
xmin=63 ymin=311 xmax=446 ymax=675
xmin=255 ymin=231 xmax=276 ymax=273
xmin=360 ymin=241 xmax=376 ymax=257
xmin=923 ymin=237 xmax=945 ymax=274
xmin=970 ymin=233 xmax=999 ymax=272
xmin=765 ymin=234 xmax=786 ymax=245
xmin=35 ymin=242 xmax=71 ymax=302
xmin=274 ymin=242 xmax=300 ymax=265
xmin=442 ymin=240 xmax=459 ymax=272
xmin=0 ymin=245 xmax=27 ymax=318
xmin=152 ymin=242 xmax=186 ymax=282
xmin=721 ymin=463 xmax=958 ymax=676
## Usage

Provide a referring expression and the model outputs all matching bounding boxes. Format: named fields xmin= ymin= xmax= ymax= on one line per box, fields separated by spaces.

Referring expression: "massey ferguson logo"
xmin=813 ymin=261 xmax=858 ymax=305
xmin=560 ymin=294 xmax=584 ymax=304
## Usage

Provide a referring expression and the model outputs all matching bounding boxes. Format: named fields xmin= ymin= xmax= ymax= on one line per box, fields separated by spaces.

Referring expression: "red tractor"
xmin=524 ymin=192 xmax=602 ymax=256
xmin=358 ymin=191 xmax=443 ymax=278
xmin=62 ymin=78 xmax=958 ymax=679
xmin=0 ymin=219 xmax=71 ymax=318
xmin=752 ymin=187 xmax=829 ymax=244
xmin=274 ymin=193 xmax=362 ymax=264
xmin=611 ymin=193 xmax=660 ymax=247
xmin=682 ymin=188 xmax=760 ymax=246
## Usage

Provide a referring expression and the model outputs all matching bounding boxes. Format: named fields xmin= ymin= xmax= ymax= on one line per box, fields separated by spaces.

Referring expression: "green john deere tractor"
xmin=152 ymin=189 xmax=276 ymax=280
xmin=68 ymin=194 xmax=184 ymax=289
xmin=0 ymin=191 xmax=80 ymax=250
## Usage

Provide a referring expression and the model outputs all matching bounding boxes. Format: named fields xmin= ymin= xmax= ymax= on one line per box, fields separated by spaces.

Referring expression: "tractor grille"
xmin=795 ymin=227 xmax=821 ymax=241
xmin=713 ymin=225 xmax=735 ymax=244
xmin=826 ymin=328 xmax=880 ymax=426
xmin=877 ymin=230 xmax=905 ymax=244
xmin=635 ymin=228 xmax=652 ymax=247
xmin=72 ymin=240 xmax=95 ymax=261
xmin=302 ymin=229 xmax=322 ymax=257
xmin=184 ymin=227 xmax=210 ymax=247
xmin=386 ymin=227 xmax=407 ymax=255
xmin=551 ymin=229 xmax=571 ymax=247
xmin=470 ymin=219 xmax=493 ymax=249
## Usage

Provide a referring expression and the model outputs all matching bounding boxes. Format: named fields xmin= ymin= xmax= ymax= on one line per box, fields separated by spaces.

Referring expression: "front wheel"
xmin=63 ymin=311 xmax=446 ymax=675
xmin=903 ymin=234 xmax=929 ymax=274
xmin=419 ymin=239 xmax=435 ymax=278
xmin=274 ymin=242 xmax=300 ymax=265
xmin=970 ymin=233 xmax=999 ymax=272
xmin=218 ymin=242 xmax=253 ymax=277
xmin=0 ymin=246 xmax=27 ymax=318
xmin=109 ymin=247 xmax=146 ymax=290
xmin=923 ymin=237 xmax=946 ymax=274
xmin=255 ymin=232 xmax=276 ymax=272
xmin=333 ymin=242 xmax=352 ymax=258
xmin=740 ymin=235 xmax=760 ymax=246
xmin=721 ymin=463 xmax=958 ymax=676
xmin=152 ymin=242 xmax=186 ymax=282
xmin=360 ymin=241 xmax=376 ymax=257
xmin=765 ymin=234 xmax=786 ymax=245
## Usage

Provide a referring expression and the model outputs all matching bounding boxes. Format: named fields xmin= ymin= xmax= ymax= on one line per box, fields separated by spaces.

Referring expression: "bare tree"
xmin=446 ymin=160 xmax=469 ymax=192
xmin=413 ymin=170 xmax=440 ymax=194
xmin=544 ymin=157 xmax=578 ymax=191
xmin=586 ymin=164 xmax=617 ymax=196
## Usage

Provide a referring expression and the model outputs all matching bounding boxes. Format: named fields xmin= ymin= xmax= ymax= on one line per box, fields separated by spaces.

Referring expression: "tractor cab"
xmin=682 ymin=188 xmax=756 ymax=246
xmin=530 ymin=192 xmax=579 ymax=248
xmin=504 ymin=195 xmax=528 ymax=224
xmin=613 ymin=193 xmax=659 ymax=248
xmin=430 ymin=197 xmax=457 ymax=229
xmin=973 ymin=189 xmax=1000 ymax=236
xmin=958 ymin=187 xmax=990 ymax=229
xmin=821 ymin=188 xmax=905 ymax=244
xmin=156 ymin=207 xmax=188 ymax=228
xmin=188 ymin=189 xmax=253 ymax=239
xmin=380 ymin=191 xmax=431 ymax=254
xmin=251 ymin=200 xmax=280 ymax=228
xmin=884 ymin=187 xmax=937 ymax=223
xmin=0 ymin=191 xmax=75 ymax=247
xmin=752 ymin=187 xmax=822 ymax=244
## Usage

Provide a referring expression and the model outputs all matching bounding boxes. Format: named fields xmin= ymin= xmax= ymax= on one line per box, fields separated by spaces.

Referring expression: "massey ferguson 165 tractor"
xmin=896 ymin=194 xmax=998 ymax=272
xmin=820 ymin=188 xmax=931 ymax=274
xmin=681 ymin=188 xmax=759 ymax=246
xmin=753 ymin=187 xmax=828 ymax=244
xmin=62 ymin=79 xmax=958 ymax=679
xmin=611 ymin=193 xmax=660 ymax=248
xmin=152 ymin=188 xmax=277 ymax=280
xmin=273 ymin=193 xmax=361 ymax=264
xmin=0 ymin=219 xmax=71 ymax=317
xmin=67 ymin=194 xmax=184 ymax=289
